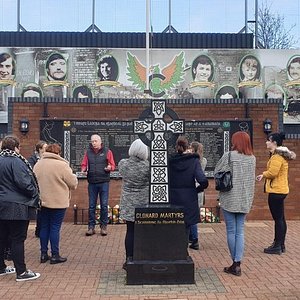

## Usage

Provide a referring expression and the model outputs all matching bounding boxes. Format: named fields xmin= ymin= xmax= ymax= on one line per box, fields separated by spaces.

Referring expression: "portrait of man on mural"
xmin=0 ymin=53 xmax=15 ymax=81
xmin=97 ymin=55 xmax=118 ymax=82
xmin=287 ymin=56 xmax=300 ymax=82
xmin=191 ymin=55 xmax=214 ymax=83
xmin=45 ymin=53 xmax=67 ymax=81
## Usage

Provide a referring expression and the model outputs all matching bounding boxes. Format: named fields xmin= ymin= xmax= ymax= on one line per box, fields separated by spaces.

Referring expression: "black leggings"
xmin=268 ymin=193 xmax=287 ymax=245
xmin=125 ymin=221 xmax=135 ymax=258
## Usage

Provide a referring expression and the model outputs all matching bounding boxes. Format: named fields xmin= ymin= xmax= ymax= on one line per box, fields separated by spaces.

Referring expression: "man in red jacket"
xmin=81 ymin=134 xmax=115 ymax=236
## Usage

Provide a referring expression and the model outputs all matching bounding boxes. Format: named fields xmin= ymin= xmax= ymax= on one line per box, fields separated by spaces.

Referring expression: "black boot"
xmin=50 ymin=255 xmax=67 ymax=264
xmin=224 ymin=261 xmax=241 ymax=276
xmin=40 ymin=252 xmax=50 ymax=263
xmin=264 ymin=242 xmax=282 ymax=255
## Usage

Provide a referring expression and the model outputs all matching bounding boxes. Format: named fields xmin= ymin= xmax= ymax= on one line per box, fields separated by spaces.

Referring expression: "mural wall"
xmin=0 ymin=47 xmax=300 ymax=123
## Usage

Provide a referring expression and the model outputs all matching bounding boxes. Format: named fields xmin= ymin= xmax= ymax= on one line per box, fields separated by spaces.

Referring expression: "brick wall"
xmin=9 ymin=98 xmax=300 ymax=222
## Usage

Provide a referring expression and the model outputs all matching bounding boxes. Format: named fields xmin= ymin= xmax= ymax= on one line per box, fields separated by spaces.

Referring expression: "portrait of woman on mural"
xmin=21 ymin=83 xmax=43 ymax=98
xmin=239 ymin=55 xmax=261 ymax=83
xmin=216 ymin=85 xmax=238 ymax=100
xmin=191 ymin=55 xmax=214 ymax=83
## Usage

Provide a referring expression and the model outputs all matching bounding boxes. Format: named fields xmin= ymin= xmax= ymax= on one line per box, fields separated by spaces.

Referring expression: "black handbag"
xmin=215 ymin=152 xmax=233 ymax=192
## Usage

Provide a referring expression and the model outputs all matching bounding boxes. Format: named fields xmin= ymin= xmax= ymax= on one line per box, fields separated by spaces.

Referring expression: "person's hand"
xmin=104 ymin=164 xmax=111 ymax=171
xmin=256 ymin=174 xmax=263 ymax=182
xmin=81 ymin=170 xmax=87 ymax=176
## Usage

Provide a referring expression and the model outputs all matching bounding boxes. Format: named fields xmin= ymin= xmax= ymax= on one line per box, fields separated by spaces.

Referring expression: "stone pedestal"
xmin=126 ymin=205 xmax=194 ymax=285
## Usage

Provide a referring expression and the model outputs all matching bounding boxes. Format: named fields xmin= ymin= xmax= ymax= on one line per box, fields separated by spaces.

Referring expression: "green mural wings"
xmin=126 ymin=52 xmax=146 ymax=91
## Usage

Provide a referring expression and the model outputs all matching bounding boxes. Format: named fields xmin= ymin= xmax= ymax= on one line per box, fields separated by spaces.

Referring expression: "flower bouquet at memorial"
xmin=112 ymin=204 xmax=120 ymax=224
xmin=95 ymin=204 xmax=101 ymax=224
xmin=200 ymin=207 xmax=218 ymax=223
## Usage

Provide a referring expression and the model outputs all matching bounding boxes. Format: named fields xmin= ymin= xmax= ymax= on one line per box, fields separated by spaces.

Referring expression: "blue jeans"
xmin=222 ymin=209 xmax=246 ymax=262
xmin=39 ymin=207 xmax=66 ymax=256
xmin=88 ymin=182 xmax=109 ymax=229
xmin=189 ymin=224 xmax=198 ymax=242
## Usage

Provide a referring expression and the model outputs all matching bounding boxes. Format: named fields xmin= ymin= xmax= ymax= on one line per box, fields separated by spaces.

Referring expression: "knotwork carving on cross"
xmin=134 ymin=100 xmax=184 ymax=204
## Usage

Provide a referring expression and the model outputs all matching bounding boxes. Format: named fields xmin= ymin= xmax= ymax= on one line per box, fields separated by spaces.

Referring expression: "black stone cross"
xmin=134 ymin=99 xmax=184 ymax=204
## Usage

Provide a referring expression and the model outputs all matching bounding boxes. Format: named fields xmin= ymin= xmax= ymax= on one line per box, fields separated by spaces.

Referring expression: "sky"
xmin=0 ymin=0 xmax=299 ymax=48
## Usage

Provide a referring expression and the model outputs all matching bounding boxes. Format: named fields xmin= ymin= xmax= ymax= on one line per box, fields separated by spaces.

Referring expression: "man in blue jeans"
xmin=81 ymin=134 xmax=115 ymax=236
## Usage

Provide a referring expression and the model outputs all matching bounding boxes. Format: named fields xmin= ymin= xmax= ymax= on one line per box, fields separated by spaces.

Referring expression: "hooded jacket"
xmin=168 ymin=153 xmax=208 ymax=225
xmin=263 ymin=146 xmax=296 ymax=194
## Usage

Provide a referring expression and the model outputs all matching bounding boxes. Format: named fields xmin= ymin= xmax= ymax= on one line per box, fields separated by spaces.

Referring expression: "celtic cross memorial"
xmin=126 ymin=99 xmax=195 ymax=285
xmin=134 ymin=99 xmax=184 ymax=204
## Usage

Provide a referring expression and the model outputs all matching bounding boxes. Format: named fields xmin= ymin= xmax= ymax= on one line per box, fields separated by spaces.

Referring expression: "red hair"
xmin=46 ymin=143 xmax=61 ymax=155
xmin=231 ymin=131 xmax=253 ymax=155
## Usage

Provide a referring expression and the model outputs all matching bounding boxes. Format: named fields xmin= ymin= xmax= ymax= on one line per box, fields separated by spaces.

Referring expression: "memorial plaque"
xmin=133 ymin=206 xmax=187 ymax=261
xmin=40 ymin=119 xmax=252 ymax=178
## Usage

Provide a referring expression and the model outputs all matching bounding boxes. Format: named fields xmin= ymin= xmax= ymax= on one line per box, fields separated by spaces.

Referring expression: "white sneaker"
xmin=16 ymin=270 xmax=40 ymax=282
xmin=0 ymin=266 xmax=16 ymax=276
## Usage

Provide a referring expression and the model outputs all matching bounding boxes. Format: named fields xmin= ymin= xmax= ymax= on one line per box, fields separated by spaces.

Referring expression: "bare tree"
xmin=254 ymin=2 xmax=297 ymax=49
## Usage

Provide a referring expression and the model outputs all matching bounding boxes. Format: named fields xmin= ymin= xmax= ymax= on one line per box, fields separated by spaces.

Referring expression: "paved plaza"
xmin=1 ymin=221 xmax=300 ymax=299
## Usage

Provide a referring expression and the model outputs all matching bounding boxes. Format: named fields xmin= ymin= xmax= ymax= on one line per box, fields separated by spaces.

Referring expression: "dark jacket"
xmin=27 ymin=152 xmax=39 ymax=168
xmin=86 ymin=147 xmax=110 ymax=183
xmin=0 ymin=156 xmax=39 ymax=220
xmin=168 ymin=153 xmax=209 ymax=225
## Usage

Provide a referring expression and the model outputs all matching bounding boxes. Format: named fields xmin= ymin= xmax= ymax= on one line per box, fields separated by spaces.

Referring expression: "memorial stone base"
xmin=126 ymin=205 xmax=195 ymax=285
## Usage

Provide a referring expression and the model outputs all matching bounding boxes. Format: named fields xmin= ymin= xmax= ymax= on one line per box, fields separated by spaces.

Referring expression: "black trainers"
xmin=16 ymin=270 xmax=40 ymax=282
xmin=0 ymin=266 xmax=16 ymax=276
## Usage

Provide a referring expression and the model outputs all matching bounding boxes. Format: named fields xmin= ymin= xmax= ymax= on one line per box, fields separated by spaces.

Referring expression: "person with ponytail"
xmin=256 ymin=132 xmax=296 ymax=255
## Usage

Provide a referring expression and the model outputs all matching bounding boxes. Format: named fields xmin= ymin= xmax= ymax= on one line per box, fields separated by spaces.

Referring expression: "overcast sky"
xmin=0 ymin=0 xmax=299 ymax=47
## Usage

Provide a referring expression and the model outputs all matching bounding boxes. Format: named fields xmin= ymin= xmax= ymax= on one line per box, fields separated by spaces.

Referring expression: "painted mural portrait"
xmin=45 ymin=53 xmax=67 ymax=81
xmin=0 ymin=52 xmax=15 ymax=81
xmin=97 ymin=55 xmax=118 ymax=81
xmin=216 ymin=85 xmax=238 ymax=100
xmin=73 ymin=85 xmax=93 ymax=99
xmin=239 ymin=55 xmax=261 ymax=82
xmin=264 ymin=84 xmax=285 ymax=100
xmin=191 ymin=55 xmax=214 ymax=83
xmin=21 ymin=83 xmax=43 ymax=98
xmin=287 ymin=56 xmax=300 ymax=82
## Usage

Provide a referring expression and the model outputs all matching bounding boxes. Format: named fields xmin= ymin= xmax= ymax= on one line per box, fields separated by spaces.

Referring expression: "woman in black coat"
xmin=0 ymin=136 xmax=40 ymax=282
xmin=168 ymin=136 xmax=208 ymax=242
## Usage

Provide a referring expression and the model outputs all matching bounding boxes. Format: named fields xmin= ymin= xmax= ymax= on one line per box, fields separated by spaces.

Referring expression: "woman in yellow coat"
xmin=256 ymin=132 xmax=296 ymax=255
